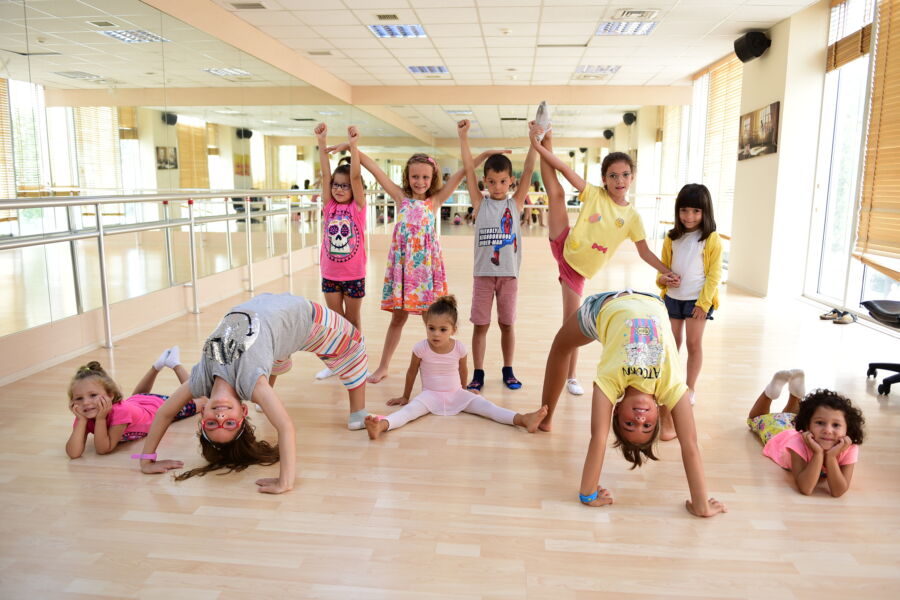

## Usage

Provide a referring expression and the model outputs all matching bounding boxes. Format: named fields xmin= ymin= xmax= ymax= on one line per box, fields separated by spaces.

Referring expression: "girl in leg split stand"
xmin=328 ymin=137 xmax=505 ymax=384
xmin=312 ymin=123 xmax=368 ymax=381
xmin=656 ymin=184 xmax=722 ymax=439
xmin=539 ymin=290 xmax=725 ymax=517
xmin=136 ymin=293 xmax=368 ymax=494
xmin=364 ymin=295 xmax=547 ymax=439
xmin=747 ymin=370 xmax=864 ymax=497
xmin=529 ymin=111 xmax=675 ymax=400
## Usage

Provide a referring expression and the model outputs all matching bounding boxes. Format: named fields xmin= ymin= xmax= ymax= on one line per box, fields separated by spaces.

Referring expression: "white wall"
xmin=729 ymin=0 xmax=828 ymax=296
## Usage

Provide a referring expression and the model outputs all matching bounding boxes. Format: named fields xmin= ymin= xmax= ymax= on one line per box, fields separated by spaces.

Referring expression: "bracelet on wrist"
xmin=131 ymin=453 xmax=157 ymax=461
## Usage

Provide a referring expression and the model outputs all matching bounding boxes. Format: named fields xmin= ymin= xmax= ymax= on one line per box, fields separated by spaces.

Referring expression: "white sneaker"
xmin=315 ymin=367 xmax=335 ymax=380
xmin=534 ymin=100 xmax=552 ymax=141
xmin=164 ymin=345 xmax=181 ymax=369
xmin=566 ymin=378 xmax=584 ymax=395
xmin=254 ymin=403 xmax=263 ymax=412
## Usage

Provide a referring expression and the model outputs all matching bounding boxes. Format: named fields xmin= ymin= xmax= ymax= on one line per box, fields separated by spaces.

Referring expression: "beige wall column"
xmin=729 ymin=0 xmax=829 ymax=296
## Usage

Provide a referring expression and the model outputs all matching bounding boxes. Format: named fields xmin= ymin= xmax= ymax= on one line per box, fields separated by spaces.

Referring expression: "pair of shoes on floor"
xmin=820 ymin=308 xmax=856 ymax=323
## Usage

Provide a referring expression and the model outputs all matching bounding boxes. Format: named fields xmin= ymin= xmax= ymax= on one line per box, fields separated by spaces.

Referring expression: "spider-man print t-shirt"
xmin=320 ymin=200 xmax=366 ymax=281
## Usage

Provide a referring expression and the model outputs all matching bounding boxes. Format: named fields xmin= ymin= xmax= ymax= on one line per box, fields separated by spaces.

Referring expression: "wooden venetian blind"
xmin=0 ymin=79 xmax=15 ymax=199
xmin=117 ymin=106 xmax=138 ymax=139
xmin=206 ymin=122 xmax=219 ymax=155
xmin=827 ymin=0 xmax=875 ymax=71
xmin=702 ymin=55 xmax=743 ymax=236
xmin=176 ymin=123 xmax=210 ymax=189
xmin=854 ymin=0 xmax=900 ymax=280
xmin=659 ymin=105 xmax=683 ymax=196
xmin=73 ymin=106 xmax=122 ymax=191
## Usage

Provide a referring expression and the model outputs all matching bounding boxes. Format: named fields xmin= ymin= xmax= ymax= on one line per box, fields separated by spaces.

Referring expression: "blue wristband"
xmin=579 ymin=490 xmax=599 ymax=504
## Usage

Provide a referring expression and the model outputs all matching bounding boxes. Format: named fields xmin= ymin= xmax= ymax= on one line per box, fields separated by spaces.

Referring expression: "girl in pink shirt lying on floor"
xmin=65 ymin=347 xmax=196 ymax=458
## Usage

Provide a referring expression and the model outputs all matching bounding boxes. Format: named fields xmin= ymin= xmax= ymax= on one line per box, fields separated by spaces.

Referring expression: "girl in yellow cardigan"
xmin=657 ymin=184 xmax=722 ymax=440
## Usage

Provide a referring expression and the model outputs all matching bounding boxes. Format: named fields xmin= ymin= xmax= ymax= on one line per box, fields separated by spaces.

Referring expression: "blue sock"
xmin=502 ymin=366 xmax=522 ymax=389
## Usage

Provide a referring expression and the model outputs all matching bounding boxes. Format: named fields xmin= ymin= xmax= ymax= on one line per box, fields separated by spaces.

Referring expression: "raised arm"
xmin=512 ymin=144 xmax=537 ymax=212
xmin=529 ymin=122 xmax=585 ymax=192
xmin=458 ymin=120 xmax=484 ymax=218
xmin=348 ymin=126 xmax=366 ymax=210
xmin=671 ymin=392 xmax=727 ymax=517
xmin=388 ymin=353 xmax=422 ymax=406
xmin=328 ymin=142 xmax=405 ymax=203
xmin=579 ymin=387 xmax=615 ymax=506
xmin=251 ymin=377 xmax=295 ymax=494
xmin=138 ymin=382 xmax=192 ymax=474
xmin=315 ymin=123 xmax=333 ymax=205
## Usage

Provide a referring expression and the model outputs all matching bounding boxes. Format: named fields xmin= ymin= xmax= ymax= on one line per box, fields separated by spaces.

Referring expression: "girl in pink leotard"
xmin=364 ymin=295 xmax=547 ymax=439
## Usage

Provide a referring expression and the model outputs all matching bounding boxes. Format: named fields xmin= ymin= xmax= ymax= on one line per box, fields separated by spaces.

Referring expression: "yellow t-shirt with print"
xmin=563 ymin=183 xmax=647 ymax=278
xmin=593 ymin=294 xmax=689 ymax=410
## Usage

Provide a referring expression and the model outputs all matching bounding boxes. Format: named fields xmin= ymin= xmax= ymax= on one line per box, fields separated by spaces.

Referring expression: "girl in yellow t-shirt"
xmin=537 ymin=290 xmax=726 ymax=518
xmin=529 ymin=121 xmax=677 ymax=398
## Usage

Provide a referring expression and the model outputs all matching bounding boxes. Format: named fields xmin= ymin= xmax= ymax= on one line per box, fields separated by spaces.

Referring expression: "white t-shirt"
xmin=667 ymin=230 xmax=705 ymax=301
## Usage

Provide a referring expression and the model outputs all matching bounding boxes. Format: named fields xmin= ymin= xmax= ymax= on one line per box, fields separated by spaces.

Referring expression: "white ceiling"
xmin=1 ymin=0 xmax=822 ymax=142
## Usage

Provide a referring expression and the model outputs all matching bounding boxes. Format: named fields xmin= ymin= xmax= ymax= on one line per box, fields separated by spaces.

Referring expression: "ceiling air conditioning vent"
xmin=308 ymin=50 xmax=332 ymax=56
xmin=292 ymin=118 xmax=315 ymax=122
xmin=377 ymin=14 xmax=399 ymax=21
xmin=613 ymin=9 xmax=660 ymax=20
xmin=500 ymin=117 xmax=527 ymax=121
xmin=87 ymin=20 xmax=117 ymax=27
xmin=230 ymin=2 xmax=267 ymax=9
xmin=574 ymin=73 xmax=610 ymax=81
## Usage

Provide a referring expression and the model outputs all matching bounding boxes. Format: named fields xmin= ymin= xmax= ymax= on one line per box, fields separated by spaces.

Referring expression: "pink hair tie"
xmin=426 ymin=157 xmax=436 ymax=166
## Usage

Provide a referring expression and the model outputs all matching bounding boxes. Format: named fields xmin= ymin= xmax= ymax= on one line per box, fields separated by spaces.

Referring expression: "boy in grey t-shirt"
xmin=458 ymin=119 xmax=536 ymax=392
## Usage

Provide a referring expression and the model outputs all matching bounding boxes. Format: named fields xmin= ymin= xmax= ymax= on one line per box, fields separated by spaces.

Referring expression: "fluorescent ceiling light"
xmin=317 ymin=110 xmax=342 ymax=116
xmin=204 ymin=68 xmax=252 ymax=78
xmin=576 ymin=65 xmax=621 ymax=74
xmin=54 ymin=71 xmax=102 ymax=80
xmin=444 ymin=109 xmax=473 ymax=115
xmin=595 ymin=21 xmax=658 ymax=36
xmin=408 ymin=66 xmax=448 ymax=74
xmin=214 ymin=109 xmax=242 ymax=115
xmin=261 ymin=119 xmax=278 ymax=124
xmin=98 ymin=30 xmax=169 ymax=43
xmin=368 ymin=24 xmax=426 ymax=38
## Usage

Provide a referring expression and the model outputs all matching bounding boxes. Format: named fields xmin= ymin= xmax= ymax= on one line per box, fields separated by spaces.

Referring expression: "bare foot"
xmin=522 ymin=405 xmax=549 ymax=433
xmin=538 ymin=417 xmax=553 ymax=432
xmin=367 ymin=368 xmax=388 ymax=384
xmin=365 ymin=415 xmax=388 ymax=440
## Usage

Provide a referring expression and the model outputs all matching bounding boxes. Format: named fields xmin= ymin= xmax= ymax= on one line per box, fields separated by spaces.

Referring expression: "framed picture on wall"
xmin=156 ymin=146 xmax=178 ymax=170
xmin=738 ymin=101 xmax=780 ymax=161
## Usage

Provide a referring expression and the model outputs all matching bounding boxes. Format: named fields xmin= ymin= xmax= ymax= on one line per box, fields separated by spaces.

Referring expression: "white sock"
xmin=788 ymin=369 xmax=806 ymax=399
xmin=764 ymin=370 xmax=792 ymax=400
xmin=315 ymin=367 xmax=334 ymax=380
xmin=153 ymin=349 xmax=169 ymax=371
xmin=164 ymin=346 xmax=181 ymax=368
xmin=348 ymin=410 xmax=369 ymax=430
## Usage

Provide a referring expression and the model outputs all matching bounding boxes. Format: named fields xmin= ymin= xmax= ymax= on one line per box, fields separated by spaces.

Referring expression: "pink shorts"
xmin=470 ymin=276 xmax=518 ymax=325
xmin=549 ymin=227 xmax=585 ymax=296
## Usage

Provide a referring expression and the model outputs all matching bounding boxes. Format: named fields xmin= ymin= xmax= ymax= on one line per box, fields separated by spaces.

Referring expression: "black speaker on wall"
xmin=623 ymin=112 xmax=636 ymax=126
xmin=236 ymin=128 xmax=253 ymax=139
xmin=603 ymin=129 xmax=614 ymax=140
xmin=161 ymin=112 xmax=177 ymax=126
xmin=734 ymin=31 xmax=771 ymax=63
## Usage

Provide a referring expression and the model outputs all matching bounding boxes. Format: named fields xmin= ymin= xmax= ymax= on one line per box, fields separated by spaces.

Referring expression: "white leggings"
xmin=386 ymin=397 xmax=517 ymax=430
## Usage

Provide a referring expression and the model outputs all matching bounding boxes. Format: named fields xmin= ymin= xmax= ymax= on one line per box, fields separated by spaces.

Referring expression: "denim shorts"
xmin=663 ymin=295 xmax=714 ymax=320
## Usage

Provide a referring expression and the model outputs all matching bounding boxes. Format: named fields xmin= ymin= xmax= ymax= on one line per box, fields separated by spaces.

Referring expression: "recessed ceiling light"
xmin=54 ymin=71 xmax=103 ymax=80
xmin=596 ymin=21 xmax=658 ymax=36
xmin=215 ymin=109 xmax=242 ymax=115
xmin=444 ymin=110 xmax=473 ymax=115
xmin=261 ymin=119 xmax=278 ymax=124
xmin=368 ymin=25 xmax=427 ymax=39
xmin=576 ymin=65 xmax=621 ymax=74
xmin=613 ymin=9 xmax=660 ymax=20
xmin=317 ymin=110 xmax=342 ymax=116
xmin=98 ymin=30 xmax=169 ymax=43
xmin=204 ymin=67 xmax=253 ymax=78
xmin=408 ymin=66 xmax=448 ymax=74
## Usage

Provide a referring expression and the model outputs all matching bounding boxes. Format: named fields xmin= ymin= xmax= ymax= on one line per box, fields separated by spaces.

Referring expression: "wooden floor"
xmin=2 ymin=223 xmax=900 ymax=599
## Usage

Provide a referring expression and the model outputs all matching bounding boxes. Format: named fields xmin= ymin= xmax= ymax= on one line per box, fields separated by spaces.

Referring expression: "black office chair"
xmin=863 ymin=299 xmax=900 ymax=395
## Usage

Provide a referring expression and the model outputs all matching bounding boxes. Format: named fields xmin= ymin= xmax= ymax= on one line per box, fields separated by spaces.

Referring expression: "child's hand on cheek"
xmin=802 ymin=430 xmax=823 ymax=455
xmin=96 ymin=396 xmax=112 ymax=418
xmin=70 ymin=403 xmax=87 ymax=419
xmin=826 ymin=436 xmax=852 ymax=458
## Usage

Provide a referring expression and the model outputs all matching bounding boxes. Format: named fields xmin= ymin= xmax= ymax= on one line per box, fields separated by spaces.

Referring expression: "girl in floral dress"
xmin=336 ymin=145 xmax=500 ymax=383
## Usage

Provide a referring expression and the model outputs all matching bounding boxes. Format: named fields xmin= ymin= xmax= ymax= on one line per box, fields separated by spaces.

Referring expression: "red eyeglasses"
xmin=200 ymin=416 xmax=244 ymax=431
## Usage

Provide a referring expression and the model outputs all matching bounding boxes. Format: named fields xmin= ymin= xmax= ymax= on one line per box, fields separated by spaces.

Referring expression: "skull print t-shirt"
xmin=592 ymin=294 xmax=688 ymax=411
xmin=320 ymin=199 xmax=366 ymax=281
xmin=189 ymin=293 xmax=313 ymax=401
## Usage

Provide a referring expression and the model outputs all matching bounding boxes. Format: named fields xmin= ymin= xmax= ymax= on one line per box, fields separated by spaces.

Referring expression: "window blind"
xmin=176 ymin=123 xmax=210 ymax=189
xmin=73 ymin=106 xmax=122 ymax=192
xmin=0 ymin=79 xmax=15 ymax=199
xmin=854 ymin=0 xmax=900 ymax=280
xmin=659 ymin=105 xmax=683 ymax=196
xmin=701 ymin=55 xmax=743 ymax=236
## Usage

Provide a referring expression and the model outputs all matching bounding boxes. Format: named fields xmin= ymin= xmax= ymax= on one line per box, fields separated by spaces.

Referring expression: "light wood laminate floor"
xmin=2 ymin=226 xmax=899 ymax=599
